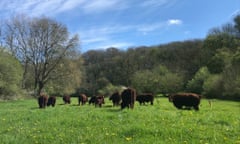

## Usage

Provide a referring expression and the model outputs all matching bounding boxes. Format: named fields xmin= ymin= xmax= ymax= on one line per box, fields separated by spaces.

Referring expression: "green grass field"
xmin=0 ymin=97 xmax=239 ymax=144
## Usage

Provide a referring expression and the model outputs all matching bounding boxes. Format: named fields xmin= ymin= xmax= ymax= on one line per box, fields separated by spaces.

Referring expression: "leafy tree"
xmin=3 ymin=15 xmax=79 ymax=95
xmin=202 ymin=74 xmax=223 ymax=98
xmin=186 ymin=67 xmax=210 ymax=94
xmin=0 ymin=48 xmax=23 ymax=99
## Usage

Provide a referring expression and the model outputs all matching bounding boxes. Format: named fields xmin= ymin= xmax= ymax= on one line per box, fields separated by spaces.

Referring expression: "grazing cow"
xmin=136 ymin=93 xmax=154 ymax=105
xmin=109 ymin=92 xmax=121 ymax=106
xmin=47 ymin=96 xmax=56 ymax=107
xmin=63 ymin=95 xmax=71 ymax=104
xmin=121 ymin=88 xmax=136 ymax=109
xmin=38 ymin=95 xmax=48 ymax=108
xmin=89 ymin=96 xmax=96 ymax=105
xmin=78 ymin=94 xmax=88 ymax=105
xmin=95 ymin=95 xmax=105 ymax=107
xmin=168 ymin=93 xmax=201 ymax=110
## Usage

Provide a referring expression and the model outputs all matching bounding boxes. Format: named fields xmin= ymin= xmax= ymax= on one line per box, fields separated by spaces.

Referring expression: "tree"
xmin=0 ymin=48 xmax=23 ymax=99
xmin=4 ymin=15 xmax=79 ymax=95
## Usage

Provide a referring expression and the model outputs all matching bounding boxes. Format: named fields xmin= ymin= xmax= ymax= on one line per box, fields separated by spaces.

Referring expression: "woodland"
xmin=0 ymin=15 xmax=239 ymax=101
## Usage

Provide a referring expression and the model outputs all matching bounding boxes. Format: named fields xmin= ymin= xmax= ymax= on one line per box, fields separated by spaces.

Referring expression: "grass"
xmin=0 ymin=97 xmax=239 ymax=144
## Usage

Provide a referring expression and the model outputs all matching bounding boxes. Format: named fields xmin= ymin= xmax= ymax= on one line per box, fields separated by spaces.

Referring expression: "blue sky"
xmin=0 ymin=0 xmax=239 ymax=52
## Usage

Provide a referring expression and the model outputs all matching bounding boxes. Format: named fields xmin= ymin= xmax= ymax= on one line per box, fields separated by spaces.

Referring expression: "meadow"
xmin=0 ymin=97 xmax=239 ymax=144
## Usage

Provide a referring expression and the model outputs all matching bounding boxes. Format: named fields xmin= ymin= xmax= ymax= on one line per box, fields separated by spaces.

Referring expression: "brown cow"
xmin=47 ymin=96 xmax=56 ymax=107
xmin=168 ymin=93 xmax=201 ymax=110
xmin=95 ymin=95 xmax=105 ymax=107
xmin=38 ymin=94 xmax=48 ymax=108
xmin=78 ymin=94 xmax=88 ymax=105
xmin=109 ymin=92 xmax=121 ymax=106
xmin=136 ymin=93 xmax=154 ymax=105
xmin=63 ymin=95 xmax=71 ymax=104
xmin=121 ymin=88 xmax=136 ymax=109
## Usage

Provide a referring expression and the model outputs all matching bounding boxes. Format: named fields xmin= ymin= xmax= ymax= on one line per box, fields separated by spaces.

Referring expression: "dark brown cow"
xmin=63 ymin=95 xmax=71 ymax=104
xmin=136 ymin=93 xmax=154 ymax=105
xmin=78 ymin=94 xmax=88 ymax=105
xmin=121 ymin=88 xmax=136 ymax=109
xmin=47 ymin=96 xmax=56 ymax=107
xmin=38 ymin=95 xmax=48 ymax=108
xmin=109 ymin=92 xmax=121 ymax=106
xmin=95 ymin=95 xmax=105 ymax=107
xmin=168 ymin=93 xmax=201 ymax=110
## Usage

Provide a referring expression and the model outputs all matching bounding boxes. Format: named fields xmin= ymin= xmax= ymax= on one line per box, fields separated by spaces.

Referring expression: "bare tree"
xmin=4 ymin=15 xmax=79 ymax=95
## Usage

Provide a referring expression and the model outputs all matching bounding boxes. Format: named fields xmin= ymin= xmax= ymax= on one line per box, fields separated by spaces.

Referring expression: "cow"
xmin=95 ymin=95 xmax=105 ymax=107
xmin=78 ymin=94 xmax=88 ymax=105
xmin=63 ymin=95 xmax=71 ymax=104
xmin=168 ymin=93 xmax=201 ymax=110
xmin=121 ymin=88 xmax=136 ymax=109
xmin=89 ymin=96 xmax=96 ymax=105
xmin=109 ymin=92 xmax=121 ymax=107
xmin=38 ymin=94 xmax=48 ymax=108
xmin=136 ymin=93 xmax=154 ymax=105
xmin=47 ymin=96 xmax=56 ymax=107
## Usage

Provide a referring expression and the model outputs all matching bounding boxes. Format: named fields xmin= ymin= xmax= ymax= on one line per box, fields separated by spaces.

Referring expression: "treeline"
xmin=0 ymin=15 xmax=239 ymax=100
xmin=81 ymin=15 xmax=240 ymax=100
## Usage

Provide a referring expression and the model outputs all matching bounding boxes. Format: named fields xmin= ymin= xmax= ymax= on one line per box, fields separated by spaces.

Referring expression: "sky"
xmin=0 ymin=0 xmax=239 ymax=52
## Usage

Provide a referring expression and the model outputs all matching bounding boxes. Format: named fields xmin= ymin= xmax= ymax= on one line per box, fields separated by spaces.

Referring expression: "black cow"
xmin=89 ymin=96 xmax=96 ymax=105
xmin=136 ymin=93 xmax=154 ymax=105
xmin=168 ymin=93 xmax=201 ymax=110
xmin=47 ymin=96 xmax=56 ymax=107
xmin=95 ymin=95 xmax=105 ymax=107
xmin=109 ymin=92 xmax=121 ymax=106
xmin=121 ymin=88 xmax=136 ymax=109
xmin=38 ymin=95 xmax=48 ymax=108
xmin=78 ymin=94 xmax=88 ymax=105
xmin=63 ymin=95 xmax=71 ymax=104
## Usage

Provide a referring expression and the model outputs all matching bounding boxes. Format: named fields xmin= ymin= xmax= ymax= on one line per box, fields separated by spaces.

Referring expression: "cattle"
xmin=47 ymin=96 xmax=56 ymax=107
xmin=89 ymin=96 xmax=96 ymax=105
xmin=121 ymin=88 xmax=136 ymax=109
xmin=109 ymin=92 xmax=121 ymax=106
xmin=95 ymin=95 xmax=105 ymax=107
xmin=168 ymin=93 xmax=201 ymax=110
xmin=38 ymin=94 xmax=48 ymax=108
xmin=78 ymin=94 xmax=88 ymax=105
xmin=63 ymin=95 xmax=71 ymax=104
xmin=136 ymin=93 xmax=154 ymax=105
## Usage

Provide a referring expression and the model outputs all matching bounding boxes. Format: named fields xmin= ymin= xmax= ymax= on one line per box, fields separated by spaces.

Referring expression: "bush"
xmin=0 ymin=49 xmax=23 ymax=99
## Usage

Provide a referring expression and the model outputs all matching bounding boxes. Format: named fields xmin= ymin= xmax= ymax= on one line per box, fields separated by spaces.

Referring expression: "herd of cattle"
xmin=38 ymin=87 xmax=202 ymax=111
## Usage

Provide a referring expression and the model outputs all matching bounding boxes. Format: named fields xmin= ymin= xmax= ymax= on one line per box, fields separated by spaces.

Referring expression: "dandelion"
xmin=111 ymin=133 xmax=116 ymax=136
xmin=125 ymin=137 xmax=132 ymax=141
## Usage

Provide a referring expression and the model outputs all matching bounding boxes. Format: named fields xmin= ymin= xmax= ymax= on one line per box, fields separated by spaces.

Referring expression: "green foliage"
xmin=98 ymin=84 xmax=124 ymax=96
xmin=203 ymin=74 xmax=223 ymax=98
xmin=0 ymin=98 xmax=239 ymax=144
xmin=186 ymin=67 xmax=210 ymax=94
xmin=132 ymin=65 xmax=183 ymax=94
xmin=0 ymin=49 xmax=23 ymax=99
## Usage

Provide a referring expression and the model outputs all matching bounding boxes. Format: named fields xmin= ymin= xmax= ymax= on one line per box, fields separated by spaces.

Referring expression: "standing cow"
xmin=121 ymin=88 xmax=136 ymax=109
xmin=38 ymin=94 xmax=48 ymax=108
xmin=95 ymin=95 xmax=105 ymax=107
xmin=109 ymin=92 xmax=121 ymax=107
xmin=136 ymin=93 xmax=154 ymax=105
xmin=63 ymin=95 xmax=71 ymax=104
xmin=78 ymin=94 xmax=88 ymax=105
xmin=168 ymin=93 xmax=201 ymax=110
xmin=47 ymin=96 xmax=56 ymax=107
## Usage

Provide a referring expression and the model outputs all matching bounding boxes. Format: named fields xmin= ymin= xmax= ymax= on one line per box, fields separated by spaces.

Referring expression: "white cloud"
xmin=167 ymin=19 xmax=182 ymax=25
xmin=140 ymin=0 xmax=168 ymax=7
xmin=82 ymin=0 xmax=126 ymax=13
xmin=0 ymin=0 xmax=126 ymax=18
xmin=230 ymin=9 xmax=240 ymax=17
